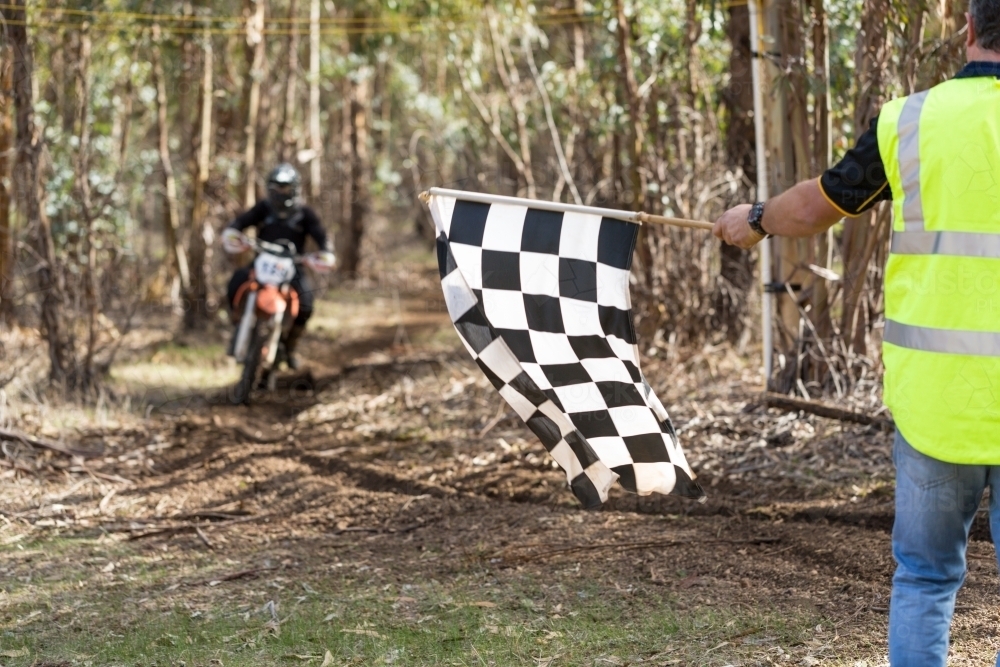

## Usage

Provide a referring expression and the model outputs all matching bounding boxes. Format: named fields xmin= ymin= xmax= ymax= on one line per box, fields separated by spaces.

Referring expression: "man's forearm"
xmin=760 ymin=179 xmax=844 ymax=237
xmin=713 ymin=177 xmax=847 ymax=249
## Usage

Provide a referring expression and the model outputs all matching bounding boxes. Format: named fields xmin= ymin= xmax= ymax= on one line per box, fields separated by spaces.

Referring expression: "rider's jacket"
xmin=227 ymin=201 xmax=332 ymax=255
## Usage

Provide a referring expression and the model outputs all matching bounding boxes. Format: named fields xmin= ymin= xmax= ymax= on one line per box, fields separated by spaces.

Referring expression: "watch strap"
xmin=747 ymin=201 xmax=769 ymax=238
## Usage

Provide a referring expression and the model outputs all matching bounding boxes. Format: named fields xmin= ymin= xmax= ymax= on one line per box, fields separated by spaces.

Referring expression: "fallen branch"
xmin=187 ymin=566 xmax=277 ymax=587
xmin=764 ymin=392 xmax=894 ymax=431
xmin=73 ymin=467 xmax=134 ymax=485
xmin=478 ymin=406 xmax=512 ymax=439
xmin=173 ymin=510 xmax=253 ymax=521
xmin=0 ymin=427 xmax=97 ymax=458
xmin=0 ymin=458 xmax=35 ymax=474
xmin=194 ymin=526 xmax=214 ymax=549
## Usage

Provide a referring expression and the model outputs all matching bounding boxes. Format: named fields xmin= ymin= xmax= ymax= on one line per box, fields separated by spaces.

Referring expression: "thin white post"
xmin=748 ymin=0 xmax=773 ymax=386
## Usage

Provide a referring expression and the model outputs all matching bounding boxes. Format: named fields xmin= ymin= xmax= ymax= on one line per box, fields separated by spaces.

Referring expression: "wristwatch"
xmin=747 ymin=201 xmax=769 ymax=238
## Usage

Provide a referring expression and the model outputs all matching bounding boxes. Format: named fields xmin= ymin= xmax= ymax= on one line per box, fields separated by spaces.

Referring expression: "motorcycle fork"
xmin=262 ymin=310 xmax=285 ymax=369
xmin=233 ymin=292 xmax=258 ymax=363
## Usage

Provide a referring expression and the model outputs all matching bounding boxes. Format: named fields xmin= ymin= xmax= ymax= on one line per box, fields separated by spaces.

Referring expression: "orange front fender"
xmin=255 ymin=285 xmax=288 ymax=317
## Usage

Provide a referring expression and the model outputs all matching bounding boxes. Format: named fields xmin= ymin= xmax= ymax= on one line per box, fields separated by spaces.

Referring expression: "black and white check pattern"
xmin=429 ymin=193 xmax=703 ymax=508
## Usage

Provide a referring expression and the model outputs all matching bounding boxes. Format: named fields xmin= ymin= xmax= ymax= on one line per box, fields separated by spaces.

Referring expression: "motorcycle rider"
xmin=222 ymin=163 xmax=335 ymax=370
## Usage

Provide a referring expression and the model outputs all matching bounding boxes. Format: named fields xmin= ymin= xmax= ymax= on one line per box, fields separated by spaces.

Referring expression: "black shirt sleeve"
xmin=302 ymin=207 xmax=332 ymax=253
xmin=818 ymin=116 xmax=892 ymax=217
xmin=227 ymin=200 xmax=271 ymax=231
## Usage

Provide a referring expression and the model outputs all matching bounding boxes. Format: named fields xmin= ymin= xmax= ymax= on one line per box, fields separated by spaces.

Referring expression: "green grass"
xmin=108 ymin=342 xmax=240 ymax=401
xmin=0 ymin=538 xmax=823 ymax=667
xmin=146 ymin=342 xmax=232 ymax=365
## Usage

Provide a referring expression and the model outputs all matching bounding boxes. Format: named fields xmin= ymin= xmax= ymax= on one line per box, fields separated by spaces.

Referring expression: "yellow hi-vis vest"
xmin=879 ymin=75 xmax=1000 ymax=463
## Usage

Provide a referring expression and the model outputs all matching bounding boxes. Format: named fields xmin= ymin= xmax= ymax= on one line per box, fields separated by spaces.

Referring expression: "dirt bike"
xmin=227 ymin=236 xmax=330 ymax=405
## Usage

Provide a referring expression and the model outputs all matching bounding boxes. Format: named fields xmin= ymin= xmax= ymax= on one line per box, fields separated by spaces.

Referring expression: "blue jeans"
xmin=889 ymin=431 xmax=1000 ymax=666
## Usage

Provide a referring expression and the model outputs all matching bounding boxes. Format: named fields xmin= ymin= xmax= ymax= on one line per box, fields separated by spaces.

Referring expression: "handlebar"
xmin=247 ymin=237 xmax=301 ymax=260
xmin=223 ymin=229 xmax=334 ymax=273
xmin=245 ymin=236 xmax=335 ymax=273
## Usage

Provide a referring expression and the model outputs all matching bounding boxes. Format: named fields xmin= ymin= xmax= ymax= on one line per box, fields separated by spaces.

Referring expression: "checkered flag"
xmin=428 ymin=190 xmax=704 ymax=508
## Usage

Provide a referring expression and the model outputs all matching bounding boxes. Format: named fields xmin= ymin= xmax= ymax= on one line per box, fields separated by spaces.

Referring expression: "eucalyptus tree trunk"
xmin=151 ymin=24 xmax=192 ymax=294
xmin=308 ymin=0 xmax=321 ymax=199
xmin=74 ymin=26 xmax=100 ymax=390
xmin=573 ymin=0 xmax=585 ymax=74
xmin=184 ymin=30 xmax=215 ymax=331
xmin=613 ymin=0 xmax=652 ymax=293
xmin=339 ymin=30 xmax=354 ymax=274
xmin=340 ymin=84 xmax=352 ymax=221
xmin=10 ymin=0 xmax=72 ymax=383
xmin=841 ymin=0 xmax=891 ymax=354
xmin=0 ymin=46 xmax=13 ymax=320
xmin=933 ymin=0 xmax=967 ymax=82
xmin=338 ymin=8 xmax=371 ymax=278
xmin=810 ymin=0 xmax=833 ymax=344
xmin=613 ymin=0 xmax=644 ymax=213
xmin=773 ymin=0 xmax=813 ymax=356
xmin=243 ymin=0 xmax=266 ymax=207
xmin=724 ymin=5 xmax=755 ymax=184
xmin=280 ymin=0 xmax=300 ymax=161
xmin=342 ymin=76 xmax=370 ymax=277
xmin=177 ymin=2 xmax=198 ymax=190
xmin=717 ymin=3 xmax=755 ymax=341
xmin=902 ymin=4 xmax=927 ymax=94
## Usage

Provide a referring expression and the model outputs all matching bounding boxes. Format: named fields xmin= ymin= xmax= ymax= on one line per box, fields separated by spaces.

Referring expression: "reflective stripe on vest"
xmin=885 ymin=320 xmax=1000 ymax=357
xmin=890 ymin=229 xmax=1000 ymax=257
xmin=897 ymin=91 xmax=929 ymax=233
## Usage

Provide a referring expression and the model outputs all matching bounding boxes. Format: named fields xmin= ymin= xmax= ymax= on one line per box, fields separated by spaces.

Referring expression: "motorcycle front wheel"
xmin=231 ymin=325 xmax=264 ymax=405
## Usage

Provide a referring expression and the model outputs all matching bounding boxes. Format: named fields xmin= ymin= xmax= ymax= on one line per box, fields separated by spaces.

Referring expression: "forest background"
xmin=0 ymin=0 xmax=971 ymax=397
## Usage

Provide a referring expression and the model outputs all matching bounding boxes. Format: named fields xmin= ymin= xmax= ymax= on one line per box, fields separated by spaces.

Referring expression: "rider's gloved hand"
xmin=305 ymin=251 xmax=336 ymax=273
xmin=222 ymin=228 xmax=250 ymax=254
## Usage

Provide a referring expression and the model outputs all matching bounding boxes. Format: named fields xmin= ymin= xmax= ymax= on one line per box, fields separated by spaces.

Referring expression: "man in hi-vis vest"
xmin=713 ymin=1 xmax=1000 ymax=663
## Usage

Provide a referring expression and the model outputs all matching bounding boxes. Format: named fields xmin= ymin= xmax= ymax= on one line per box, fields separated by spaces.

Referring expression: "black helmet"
xmin=266 ymin=163 xmax=302 ymax=219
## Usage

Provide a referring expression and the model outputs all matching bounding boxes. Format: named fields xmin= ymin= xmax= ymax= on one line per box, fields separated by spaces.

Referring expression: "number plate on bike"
xmin=254 ymin=253 xmax=296 ymax=285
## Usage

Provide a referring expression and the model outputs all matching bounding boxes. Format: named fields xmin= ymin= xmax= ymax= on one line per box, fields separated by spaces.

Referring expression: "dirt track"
xmin=3 ymin=273 xmax=1000 ymax=665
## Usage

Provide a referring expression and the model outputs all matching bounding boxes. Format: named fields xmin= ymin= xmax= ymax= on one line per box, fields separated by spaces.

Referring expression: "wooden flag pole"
xmin=635 ymin=212 xmax=714 ymax=231
xmin=420 ymin=189 xmax=714 ymax=232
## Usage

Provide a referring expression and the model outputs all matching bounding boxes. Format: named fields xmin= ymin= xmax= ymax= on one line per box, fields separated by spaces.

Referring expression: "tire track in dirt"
xmin=298 ymin=452 xmax=459 ymax=500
